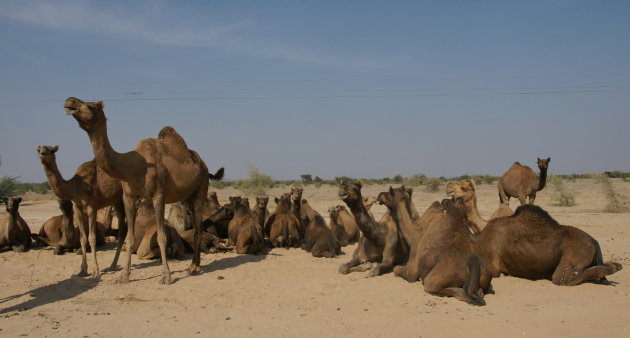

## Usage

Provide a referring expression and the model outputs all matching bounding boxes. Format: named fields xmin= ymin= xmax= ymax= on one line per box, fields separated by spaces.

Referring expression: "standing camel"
xmin=37 ymin=145 xmax=126 ymax=276
xmin=497 ymin=158 xmax=550 ymax=206
xmin=65 ymin=97 xmax=222 ymax=284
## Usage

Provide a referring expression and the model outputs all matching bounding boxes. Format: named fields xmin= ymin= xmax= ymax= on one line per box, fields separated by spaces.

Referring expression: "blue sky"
xmin=0 ymin=0 xmax=629 ymax=182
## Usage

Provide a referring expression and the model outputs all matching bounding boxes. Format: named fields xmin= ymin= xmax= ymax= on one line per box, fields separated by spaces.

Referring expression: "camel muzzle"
xmin=64 ymin=107 xmax=78 ymax=115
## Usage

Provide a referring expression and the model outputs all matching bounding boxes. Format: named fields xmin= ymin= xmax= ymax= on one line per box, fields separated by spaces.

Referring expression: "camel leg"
xmin=552 ymin=262 xmax=622 ymax=286
xmin=87 ymin=206 xmax=100 ymax=278
xmin=183 ymin=197 xmax=203 ymax=275
xmin=497 ymin=180 xmax=509 ymax=206
xmin=517 ymin=195 xmax=527 ymax=206
xmin=74 ymin=204 xmax=89 ymax=277
xmin=152 ymin=194 xmax=172 ymax=285
xmin=119 ymin=193 xmax=137 ymax=284
xmin=423 ymin=268 xmax=485 ymax=306
xmin=528 ymin=192 xmax=537 ymax=205
xmin=106 ymin=200 xmax=126 ymax=271
xmin=311 ymin=240 xmax=332 ymax=258
xmin=369 ymin=234 xmax=398 ymax=277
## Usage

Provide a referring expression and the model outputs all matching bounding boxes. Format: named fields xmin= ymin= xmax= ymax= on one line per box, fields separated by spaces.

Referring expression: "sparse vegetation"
xmin=235 ymin=166 xmax=276 ymax=196
xmin=424 ymin=178 xmax=442 ymax=192
xmin=592 ymin=173 xmax=629 ymax=213
xmin=0 ymin=176 xmax=19 ymax=201
xmin=549 ymin=175 xmax=576 ymax=207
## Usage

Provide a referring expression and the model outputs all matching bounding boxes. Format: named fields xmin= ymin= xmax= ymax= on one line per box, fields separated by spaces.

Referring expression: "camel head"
xmin=229 ymin=196 xmax=242 ymax=210
xmin=274 ymin=194 xmax=292 ymax=210
xmin=328 ymin=206 xmax=338 ymax=219
xmin=537 ymin=157 xmax=551 ymax=170
xmin=445 ymin=180 xmax=476 ymax=203
xmin=208 ymin=191 xmax=219 ymax=203
xmin=3 ymin=197 xmax=22 ymax=214
xmin=362 ymin=196 xmax=375 ymax=210
xmin=290 ymin=187 xmax=303 ymax=204
xmin=64 ymin=97 xmax=105 ymax=132
xmin=382 ymin=186 xmax=412 ymax=212
xmin=337 ymin=180 xmax=362 ymax=202
xmin=36 ymin=145 xmax=59 ymax=165
xmin=255 ymin=196 xmax=269 ymax=209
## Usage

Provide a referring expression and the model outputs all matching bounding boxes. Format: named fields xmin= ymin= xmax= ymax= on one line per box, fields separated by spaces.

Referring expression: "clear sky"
xmin=1 ymin=0 xmax=629 ymax=182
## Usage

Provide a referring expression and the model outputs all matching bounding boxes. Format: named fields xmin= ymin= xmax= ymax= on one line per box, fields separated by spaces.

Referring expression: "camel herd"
xmin=0 ymin=97 xmax=623 ymax=306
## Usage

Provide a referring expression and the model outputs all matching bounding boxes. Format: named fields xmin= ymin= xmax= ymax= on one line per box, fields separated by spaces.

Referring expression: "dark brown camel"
xmin=337 ymin=181 xmax=405 ymax=277
xmin=265 ymin=194 xmax=301 ymax=248
xmin=379 ymin=187 xmax=492 ymax=305
xmin=130 ymin=199 xmax=185 ymax=260
xmin=301 ymin=200 xmax=340 ymax=258
xmin=227 ymin=197 xmax=263 ymax=254
xmin=252 ymin=196 xmax=270 ymax=232
xmin=472 ymin=203 xmax=622 ymax=286
xmin=498 ymin=158 xmax=550 ymax=206
xmin=0 ymin=197 xmax=31 ymax=252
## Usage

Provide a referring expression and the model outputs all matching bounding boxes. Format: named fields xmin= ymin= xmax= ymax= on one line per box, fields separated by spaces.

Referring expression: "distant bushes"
xmin=0 ymin=177 xmax=50 ymax=200
xmin=592 ymin=173 xmax=629 ymax=213
xmin=549 ymin=175 xmax=576 ymax=207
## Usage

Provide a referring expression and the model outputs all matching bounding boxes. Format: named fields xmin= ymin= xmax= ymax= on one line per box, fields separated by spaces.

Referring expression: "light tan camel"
xmin=65 ymin=97 xmax=222 ymax=284
xmin=327 ymin=205 xmax=360 ymax=246
xmin=167 ymin=202 xmax=192 ymax=233
xmin=34 ymin=199 xmax=81 ymax=254
xmin=37 ymin=145 xmax=126 ymax=276
xmin=498 ymin=158 xmax=550 ymax=205
xmin=0 ymin=197 xmax=31 ymax=252
xmin=446 ymin=180 xmax=513 ymax=233
xmin=131 ymin=199 xmax=184 ymax=260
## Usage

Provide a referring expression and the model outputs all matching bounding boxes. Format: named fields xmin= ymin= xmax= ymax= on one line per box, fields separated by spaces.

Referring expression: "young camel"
xmin=0 ymin=197 xmax=31 ymax=252
xmin=378 ymin=187 xmax=492 ymax=305
xmin=37 ymin=145 xmax=126 ymax=276
xmin=265 ymin=194 xmax=301 ymax=248
xmin=65 ymin=97 xmax=222 ymax=284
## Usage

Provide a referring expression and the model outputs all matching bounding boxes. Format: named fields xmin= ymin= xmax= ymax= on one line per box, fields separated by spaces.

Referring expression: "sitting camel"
xmin=34 ymin=199 xmax=82 ymax=254
xmin=337 ymin=181 xmax=406 ymax=276
xmin=252 ymin=196 xmax=270 ymax=232
xmin=379 ymin=187 xmax=492 ymax=305
xmin=498 ymin=157 xmax=550 ymax=206
xmin=471 ymin=203 xmax=622 ymax=286
xmin=328 ymin=205 xmax=360 ymax=246
xmin=227 ymin=197 xmax=263 ymax=254
xmin=130 ymin=199 xmax=185 ymax=260
xmin=300 ymin=200 xmax=340 ymax=258
xmin=167 ymin=202 xmax=192 ymax=233
xmin=265 ymin=194 xmax=301 ymax=248
xmin=201 ymin=191 xmax=232 ymax=238
xmin=0 ymin=197 xmax=31 ymax=252
xmin=446 ymin=180 xmax=513 ymax=233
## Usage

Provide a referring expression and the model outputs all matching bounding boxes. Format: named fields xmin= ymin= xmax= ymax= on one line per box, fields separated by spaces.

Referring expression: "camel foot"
xmin=77 ymin=271 xmax=89 ymax=277
xmin=91 ymin=271 xmax=101 ymax=279
xmin=393 ymin=265 xmax=404 ymax=277
xmin=608 ymin=262 xmax=623 ymax=273
xmin=469 ymin=297 xmax=486 ymax=306
xmin=159 ymin=275 xmax=172 ymax=285
xmin=117 ymin=275 xmax=130 ymax=284
xmin=368 ymin=266 xmax=381 ymax=277
xmin=103 ymin=265 xmax=120 ymax=273
xmin=186 ymin=264 xmax=201 ymax=276
xmin=339 ymin=264 xmax=351 ymax=275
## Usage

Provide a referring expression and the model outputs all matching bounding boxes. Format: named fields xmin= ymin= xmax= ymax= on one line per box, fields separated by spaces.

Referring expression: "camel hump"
xmin=158 ymin=126 xmax=189 ymax=149
xmin=513 ymin=204 xmax=560 ymax=226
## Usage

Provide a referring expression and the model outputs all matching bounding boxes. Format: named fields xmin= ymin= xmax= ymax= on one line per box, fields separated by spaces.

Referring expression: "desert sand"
xmin=1 ymin=181 xmax=629 ymax=337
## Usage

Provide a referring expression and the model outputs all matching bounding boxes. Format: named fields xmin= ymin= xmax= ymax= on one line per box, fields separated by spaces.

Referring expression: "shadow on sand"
xmin=0 ymin=275 xmax=99 ymax=314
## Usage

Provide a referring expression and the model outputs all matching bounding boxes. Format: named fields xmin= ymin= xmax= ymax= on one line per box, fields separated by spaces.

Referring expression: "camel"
xmin=328 ymin=205 xmax=360 ymax=246
xmin=265 ymin=194 xmax=301 ymax=248
xmin=299 ymin=200 xmax=340 ymax=258
xmin=179 ymin=229 xmax=229 ymax=253
xmin=167 ymin=202 xmax=192 ymax=233
xmin=498 ymin=158 xmax=550 ymax=206
xmin=34 ymin=199 xmax=82 ymax=254
xmin=446 ymin=180 xmax=513 ymax=233
xmin=36 ymin=145 xmax=126 ymax=276
xmin=290 ymin=187 xmax=307 ymax=236
xmin=471 ymin=203 xmax=622 ymax=286
xmin=65 ymin=97 xmax=222 ymax=284
xmin=337 ymin=181 xmax=405 ymax=276
xmin=201 ymin=191 xmax=232 ymax=238
xmin=0 ymin=197 xmax=31 ymax=252
xmin=227 ymin=197 xmax=263 ymax=254
xmin=130 ymin=199 xmax=185 ymax=260
xmin=379 ymin=187 xmax=492 ymax=305
xmin=252 ymin=196 xmax=270 ymax=232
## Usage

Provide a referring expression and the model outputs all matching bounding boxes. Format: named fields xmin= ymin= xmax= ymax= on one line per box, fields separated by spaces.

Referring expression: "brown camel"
xmin=130 ymin=199 xmax=185 ymax=260
xmin=379 ymin=187 xmax=492 ymax=305
xmin=36 ymin=145 xmax=126 ymax=276
xmin=290 ymin=187 xmax=307 ymax=236
xmin=65 ymin=97 xmax=222 ymax=284
xmin=446 ymin=180 xmax=513 ymax=233
xmin=265 ymin=194 xmax=301 ymax=248
xmin=337 ymin=181 xmax=405 ymax=276
xmin=200 ymin=191 xmax=232 ymax=238
xmin=252 ymin=196 xmax=270 ymax=231
xmin=498 ymin=158 xmax=550 ymax=206
xmin=227 ymin=197 xmax=263 ymax=254
xmin=34 ymin=199 xmax=81 ymax=254
xmin=472 ymin=203 xmax=622 ymax=286
xmin=300 ymin=200 xmax=340 ymax=258
xmin=328 ymin=205 xmax=360 ymax=246
xmin=167 ymin=202 xmax=192 ymax=233
xmin=179 ymin=229 xmax=229 ymax=253
xmin=0 ymin=197 xmax=31 ymax=252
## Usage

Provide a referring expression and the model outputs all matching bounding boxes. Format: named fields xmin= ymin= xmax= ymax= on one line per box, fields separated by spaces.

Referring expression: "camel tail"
xmin=209 ymin=167 xmax=225 ymax=181
xmin=31 ymin=233 xmax=57 ymax=247
xmin=592 ymin=238 xmax=605 ymax=266
xmin=464 ymin=255 xmax=483 ymax=304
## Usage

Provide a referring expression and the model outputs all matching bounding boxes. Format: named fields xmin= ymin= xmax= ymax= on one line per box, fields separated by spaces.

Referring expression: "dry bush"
xmin=423 ymin=178 xmax=442 ymax=193
xmin=549 ymin=175 xmax=576 ymax=207
xmin=592 ymin=173 xmax=629 ymax=213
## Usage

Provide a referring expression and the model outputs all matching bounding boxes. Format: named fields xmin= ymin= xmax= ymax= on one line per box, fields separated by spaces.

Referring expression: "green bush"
xmin=0 ymin=176 xmax=19 ymax=201
xmin=235 ymin=166 xmax=275 ymax=196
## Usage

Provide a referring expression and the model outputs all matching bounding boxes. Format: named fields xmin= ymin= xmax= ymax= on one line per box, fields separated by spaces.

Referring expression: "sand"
xmin=1 ymin=181 xmax=629 ymax=337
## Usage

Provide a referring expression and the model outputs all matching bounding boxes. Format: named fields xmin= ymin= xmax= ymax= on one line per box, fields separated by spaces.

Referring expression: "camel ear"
xmin=36 ymin=145 xmax=42 ymax=152
xmin=15 ymin=197 xmax=22 ymax=204
xmin=389 ymin=186 xmax=394 ymax=195
xmin=547 ymin=157 xmax=551 ymax=162
xmin=357 ymin=180 xmax=363 ymax=189
xmin=470 ymin=180 xmax=476 ymax=188
xmin=52 ymin=145 xmax=59 ymax=153
xmin=96 ymin=100 xmax=104 ymax=110
xmin=274 ymin=197 xmax=279 ymax=204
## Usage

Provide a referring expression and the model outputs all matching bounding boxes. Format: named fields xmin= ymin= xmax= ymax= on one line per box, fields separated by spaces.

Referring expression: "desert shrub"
xmin=235 ymin=167 xmax=275 ymax=196
xmin=423 ymin=178 xmax=442 ymax=193
xmin=549 ymin=175 xmax=576 ymax=207
xmin=0 ymin=176 xmax=19 ymax=201
xmin=404 ymin=174 xmax=427 ymax=187
xmin=14 ymin=181 xmax=50 ymax=195
xmin=592 ymin=173 xmax=629 ymax=213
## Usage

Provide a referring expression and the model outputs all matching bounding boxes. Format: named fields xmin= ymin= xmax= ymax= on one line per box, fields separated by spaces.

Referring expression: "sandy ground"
xmin=1 ymin=180 xmax=629 ymax=337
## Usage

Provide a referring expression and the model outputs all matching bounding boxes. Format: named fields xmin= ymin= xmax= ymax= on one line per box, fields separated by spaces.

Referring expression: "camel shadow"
xmin=0 ymin=275 xmax=98 ymax=314
xmin=201 ymin=253 xmax=268 ymax=274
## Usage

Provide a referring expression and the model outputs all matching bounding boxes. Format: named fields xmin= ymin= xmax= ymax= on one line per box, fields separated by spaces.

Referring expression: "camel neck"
xmin=291 ymin=199 xmax=301 ymax=221
xmin=41 ymin=159 xmax=76 ymax=201
xmin=538 ymin=168 xmax=548 ymax=191
xmin=87 ymin=120 xmax=129 ymax=182
xmin=391 ymin=200 xmax=422 ymax=244
xmin=465 ymin=196 xmax=487 ymax=232
xmin=344 ymin=197 xmax=374 ymax=236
